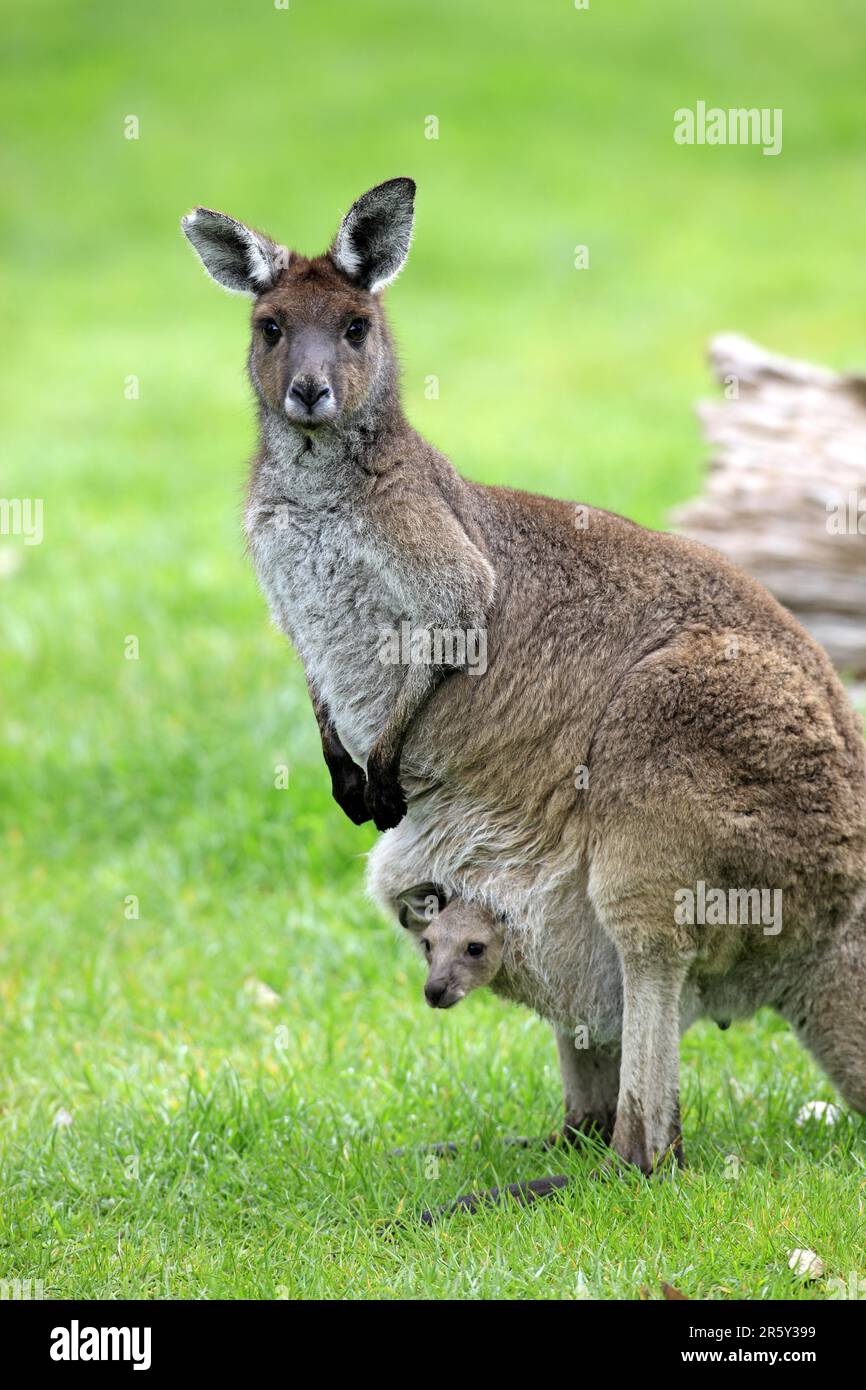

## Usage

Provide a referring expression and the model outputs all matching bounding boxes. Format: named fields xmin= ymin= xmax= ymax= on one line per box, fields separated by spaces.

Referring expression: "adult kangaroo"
xmin=182 ymin=178 xmax=866 ymax=1176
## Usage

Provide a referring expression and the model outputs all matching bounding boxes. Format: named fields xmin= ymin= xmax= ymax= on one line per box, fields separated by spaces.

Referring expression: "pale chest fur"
xmin=245 ymin=495 xmax=408 ymax=766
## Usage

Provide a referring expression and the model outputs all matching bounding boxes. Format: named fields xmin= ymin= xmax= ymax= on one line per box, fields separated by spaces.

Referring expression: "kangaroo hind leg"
xmin=785 ymin=919 xmax=866 ymax=1116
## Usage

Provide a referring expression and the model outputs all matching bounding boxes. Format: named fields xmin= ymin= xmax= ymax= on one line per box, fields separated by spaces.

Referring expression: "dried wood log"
xmin=671 ymin=333 xmax=866 ymax=677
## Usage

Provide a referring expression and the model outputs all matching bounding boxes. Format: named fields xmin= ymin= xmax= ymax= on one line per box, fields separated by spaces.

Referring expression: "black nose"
xmin=290 ymin=375 xmax=331 ymax=409
xmin=425 ymin=981 xmax=447 ymax=1007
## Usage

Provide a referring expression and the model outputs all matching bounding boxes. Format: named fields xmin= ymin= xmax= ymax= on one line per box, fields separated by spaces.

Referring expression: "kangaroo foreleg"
xmin=365 ymin=661 xmax=455 ymax=831
xmin=306 ymin=678 xmax=371 ymax=825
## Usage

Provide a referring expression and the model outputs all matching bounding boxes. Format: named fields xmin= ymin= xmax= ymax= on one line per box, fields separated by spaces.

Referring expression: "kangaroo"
xmin=182 ymin=178 xmax=866 ymax=1178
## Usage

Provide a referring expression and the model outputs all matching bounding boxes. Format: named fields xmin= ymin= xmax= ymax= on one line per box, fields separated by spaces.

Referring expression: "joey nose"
xmin=425 ymin=980 xmax=448 ymax=1008
xmin=290 ymin=375 xmax=331 ymax=409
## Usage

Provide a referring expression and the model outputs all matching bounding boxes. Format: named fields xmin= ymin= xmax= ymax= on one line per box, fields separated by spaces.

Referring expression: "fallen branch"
xmin=671 ymin=333 xmax=866 ymax=677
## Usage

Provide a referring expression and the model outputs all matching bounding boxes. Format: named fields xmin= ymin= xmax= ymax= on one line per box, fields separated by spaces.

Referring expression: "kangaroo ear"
xmin=397 ymin=882 xmax=447 ymax=929
xmin=331 ymin=178 xmax=416 ymax=293
xmin=181 ymin=207 xmax=287 ymax=296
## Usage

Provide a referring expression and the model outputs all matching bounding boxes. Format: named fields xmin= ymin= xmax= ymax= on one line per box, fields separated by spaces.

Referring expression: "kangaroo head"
xmin=181 ymin=178 xmax=415 ymax=435
xmin=396 ymin=885 xmax=504 ymax=1010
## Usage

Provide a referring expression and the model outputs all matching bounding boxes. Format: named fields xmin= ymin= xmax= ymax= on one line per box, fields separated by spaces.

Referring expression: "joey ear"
xmin=397 ymin=882 xmax=447 ymax=929
xmin=181 ymin=207 xmax=288 ymax=296
xmin=331 ymin=177 xmax=416 ymax=293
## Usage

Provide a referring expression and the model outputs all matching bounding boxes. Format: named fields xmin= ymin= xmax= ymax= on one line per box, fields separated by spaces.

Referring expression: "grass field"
xmin=2 ymin=0 xmax=866 ymax=1299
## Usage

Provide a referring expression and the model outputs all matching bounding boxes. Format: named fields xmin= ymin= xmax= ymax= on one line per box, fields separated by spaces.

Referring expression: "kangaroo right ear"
xmin=331 ymin=178 xmax=416 ymax=293
xmin=397 ymin=883 xmax=447 ymax=929
xmin=181 ymin=207 xmax=287 ymax=296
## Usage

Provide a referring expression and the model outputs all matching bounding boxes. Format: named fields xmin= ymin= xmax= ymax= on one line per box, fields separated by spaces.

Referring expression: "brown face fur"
xmin=249 ymin=255 xmax=389 ymax=430
xmin=397 ymin=890 xmax=504 ymax=1009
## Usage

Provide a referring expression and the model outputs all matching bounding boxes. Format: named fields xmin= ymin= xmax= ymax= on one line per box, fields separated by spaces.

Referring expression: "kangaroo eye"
xmin=345 ymin=317 xmax=369 ymax=344
xmin=260 ymin=318 xmax=281 ymax=345
xmin=420 ymin=938 xmax=430 ymax=953
xmin=466 ymin=943 xmax=485 ymax=958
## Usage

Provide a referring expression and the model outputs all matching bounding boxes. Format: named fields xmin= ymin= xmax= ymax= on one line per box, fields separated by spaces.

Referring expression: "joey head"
xmin=396 ymin=884 xmax=504 ymax=1008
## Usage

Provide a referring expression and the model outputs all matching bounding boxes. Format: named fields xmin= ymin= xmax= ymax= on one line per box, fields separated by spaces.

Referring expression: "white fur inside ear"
xmin=246 ymin=236 xmax=287 ymax=291
xmin=368 ymin=255 xmax=410 ymax=295
xmin=330 ymin=178 xmax=415 ymax=290
xmin=246 ymin=242 xmax=270 ymax=290
xmin=332 ymin=227 xmax=362 ymax=279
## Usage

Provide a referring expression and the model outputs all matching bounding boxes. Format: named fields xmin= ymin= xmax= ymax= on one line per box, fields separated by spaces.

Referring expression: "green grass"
xmin=2 ymin=0 xmax=866 ymax=1299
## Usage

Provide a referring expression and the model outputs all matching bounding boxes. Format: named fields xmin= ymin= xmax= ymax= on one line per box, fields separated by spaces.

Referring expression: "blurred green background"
xmin=1 ymin=0 xmax=865 ymax=1299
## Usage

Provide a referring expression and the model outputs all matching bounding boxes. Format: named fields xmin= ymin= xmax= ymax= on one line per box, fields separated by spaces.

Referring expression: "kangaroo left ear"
xmin=181 ymin=207 xmax=287 ymax=296
xmin=331 ymin=178 xmax=416 ymax=293
xmin=397 ymin=882 xmax=447 ymax=929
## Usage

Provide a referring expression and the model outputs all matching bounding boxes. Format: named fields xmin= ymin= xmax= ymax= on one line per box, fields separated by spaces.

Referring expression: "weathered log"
xmin=671 ymin=333 xmax=866 ymax=677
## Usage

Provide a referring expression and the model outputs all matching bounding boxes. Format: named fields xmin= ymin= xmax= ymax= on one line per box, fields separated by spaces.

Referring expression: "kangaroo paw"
xmin=364 ymin=769 xmax=407 ymax=831
xmin=330 ymin=761 xmax=371 ymax=825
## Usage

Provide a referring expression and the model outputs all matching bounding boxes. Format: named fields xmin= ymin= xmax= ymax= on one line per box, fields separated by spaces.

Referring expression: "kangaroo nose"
xmin=425 ymin=980 xmax=448 ymax=1007
xmin=290 ymin=375 xmax=331 ymax=409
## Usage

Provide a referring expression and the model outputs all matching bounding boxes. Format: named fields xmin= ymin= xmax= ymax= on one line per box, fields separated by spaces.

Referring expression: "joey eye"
xmin=345 ymin=317 xmax=369 ymax=345
xmin=420 ymin=938 xmax=430 ymax=953
xmin=466 ymin=943 xmax=485 ymax=958
xmin=260 ymin=318 xmax=282 ymax=345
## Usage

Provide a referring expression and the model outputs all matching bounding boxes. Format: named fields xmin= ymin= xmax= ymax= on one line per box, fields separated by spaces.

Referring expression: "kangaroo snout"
xmin=286 ymin=373 xmax=334 ymax=425
xmin=424 ymin=977 xmax=461 ymax=1008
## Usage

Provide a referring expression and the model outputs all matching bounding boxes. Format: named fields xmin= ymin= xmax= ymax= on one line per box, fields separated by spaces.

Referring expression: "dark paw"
xmin=331 ymin=767 xmax=371 ymax=825
xmin=364 ymin=771 xmax=407 ymax=831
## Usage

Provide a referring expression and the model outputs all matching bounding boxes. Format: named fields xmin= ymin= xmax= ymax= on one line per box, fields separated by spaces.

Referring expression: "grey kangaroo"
xmin=183 ymin=178 xmax=866 ymax=1179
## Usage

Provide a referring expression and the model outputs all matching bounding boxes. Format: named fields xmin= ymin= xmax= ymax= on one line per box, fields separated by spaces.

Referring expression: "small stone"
xmin=796 ymin=1100 xmax=840 ymax=1127
xmin=244 ymin=977 xmax=280 ymax=1008
xmin=788 ymin=1249 xmax=824 ymax=1280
